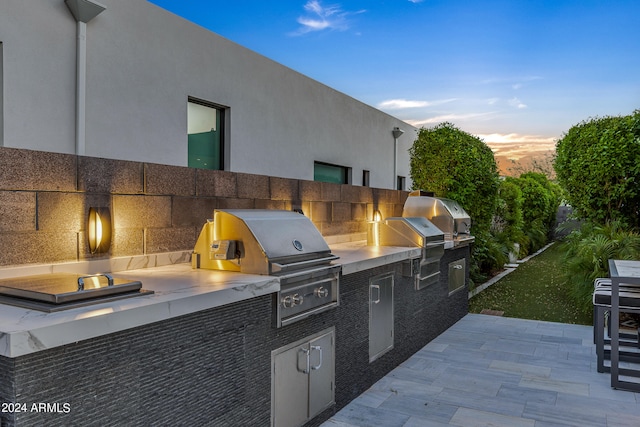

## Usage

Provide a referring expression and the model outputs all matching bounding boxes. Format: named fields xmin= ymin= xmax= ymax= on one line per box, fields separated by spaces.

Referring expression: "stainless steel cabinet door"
xmin=308 ymin=332 xmax=335 ymax=418
xmin=272 ymin=328 xmax=335 ymax=427
xmin=369 ymin=273 xmax=394 ymax=362
xmin=273 ymin=343 xmax=310 ymax=427
xmin=448 ymin=258 xmax=466 ymax=295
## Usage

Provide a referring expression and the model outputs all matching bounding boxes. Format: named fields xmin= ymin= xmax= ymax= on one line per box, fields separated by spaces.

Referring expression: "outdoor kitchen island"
xmin=0 ymin=240 xmax=470 ymax=427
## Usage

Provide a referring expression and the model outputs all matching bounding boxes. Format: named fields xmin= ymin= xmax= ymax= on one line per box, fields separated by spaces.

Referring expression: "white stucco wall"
xmin=0 ymin=0 xmax=416 ymax=189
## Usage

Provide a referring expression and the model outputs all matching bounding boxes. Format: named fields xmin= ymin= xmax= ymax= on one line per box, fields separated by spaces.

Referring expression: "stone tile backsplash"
xmin=0 ymin=147 xmax=408 ymax=267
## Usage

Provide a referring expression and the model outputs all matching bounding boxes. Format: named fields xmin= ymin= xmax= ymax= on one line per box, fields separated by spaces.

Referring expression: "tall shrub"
xmin=554 ymin=110 xmax=640 ymax=228
xmin=409 ymin=122 xmax=500 ymax=282
xmin=494 ymin=178 xmax=524 ymax=248
xmin=507 ymin=173 xmax=560 ymax=255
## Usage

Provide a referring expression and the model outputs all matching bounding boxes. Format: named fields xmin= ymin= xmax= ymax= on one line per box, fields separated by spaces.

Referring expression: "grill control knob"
xmin=314 ymin=287 xmax=329 ymax=298
xmin=292 ymin=293 xmax=304 ymax=306
xmin=281 ymin=295 xmax=294 ymax=308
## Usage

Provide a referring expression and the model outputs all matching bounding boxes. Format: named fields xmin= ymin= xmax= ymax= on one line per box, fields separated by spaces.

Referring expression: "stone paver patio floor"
xmin=322 ymin=313 xmax=640 ymax=427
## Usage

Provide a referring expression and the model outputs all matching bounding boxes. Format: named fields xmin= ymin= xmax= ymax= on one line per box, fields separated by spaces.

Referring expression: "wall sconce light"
xmin=65 ymin=0 xmax=106 ymax=23
xmin=368 ymin=210 xmax=383 ymax=247
xmin=88 ymin=207 xmax=111 ymax=254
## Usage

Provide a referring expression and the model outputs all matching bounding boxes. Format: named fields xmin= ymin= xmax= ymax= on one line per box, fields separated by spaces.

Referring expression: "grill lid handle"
xmin=271 ymin=254 xmax=339 ymax=273
xmin=77 ymin=273 xmax=114 ymax=291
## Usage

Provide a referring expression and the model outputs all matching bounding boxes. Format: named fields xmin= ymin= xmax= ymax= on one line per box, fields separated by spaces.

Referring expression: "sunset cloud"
xmin=478 ymin=133 xmax=556 ymax=145
xmin=479 ymin=133 xmax=557 ymax=161
xmin=377 ymin=98 xmax=457 ymax=110
xmin=405 ymin=112 xmax=496 ymax=127
xmin=476 ymin=133 xmax=556 ymax=165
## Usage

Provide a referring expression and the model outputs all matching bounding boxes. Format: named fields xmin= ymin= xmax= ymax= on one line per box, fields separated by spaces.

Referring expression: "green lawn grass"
xmin=469 ymin=242 xmax=593 ymax=325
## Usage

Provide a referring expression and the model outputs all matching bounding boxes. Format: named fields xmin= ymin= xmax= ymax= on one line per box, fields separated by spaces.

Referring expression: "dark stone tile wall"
xmin=0 ymin=249 xmax=469 ymax=427
xmin=0 ymin=147 xmax=409 ymax=267
xmin=0 ymin=296 xmax=274 ymax=427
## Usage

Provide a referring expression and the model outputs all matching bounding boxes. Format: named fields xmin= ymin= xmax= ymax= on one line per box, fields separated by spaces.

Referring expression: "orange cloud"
xmin=479 ymin=133 xmax=557 ymax=161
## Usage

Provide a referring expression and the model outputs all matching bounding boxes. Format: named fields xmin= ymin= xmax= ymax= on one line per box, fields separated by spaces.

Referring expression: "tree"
xmin=507 ymin=173 xmax=560 ymax=255
xmin=554 ymin=110 xmax=640 ymax=228
xmin=519 ymin=172 xmax=561 ymax=230
xmin=409 ymin=122 xmax=500 ymax=281
xmin=409 ymin=123 xmax=500 ymax=234
xmin=494 ymin=178 xmax=524 ymax=246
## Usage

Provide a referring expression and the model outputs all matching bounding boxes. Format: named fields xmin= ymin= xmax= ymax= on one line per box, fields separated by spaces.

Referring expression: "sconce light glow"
xmin=368 ymin=209 xmax=383 ymax=247
xmin=88 ymin=207 xmax=111 ymax=254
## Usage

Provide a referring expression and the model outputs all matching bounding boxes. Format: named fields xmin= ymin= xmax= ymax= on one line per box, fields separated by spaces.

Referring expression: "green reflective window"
xmin=314 ymin=162 xmax=348 ymax=184
xmin=188 ymin=100 xmax=223 ymax=170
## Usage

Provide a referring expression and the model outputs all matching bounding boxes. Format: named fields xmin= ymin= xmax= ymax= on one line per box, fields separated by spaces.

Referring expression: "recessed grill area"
xmin=367 ymin=191 xmax=474 ymax=290
xmin=0 ymin=273 xmax=152 ymax=312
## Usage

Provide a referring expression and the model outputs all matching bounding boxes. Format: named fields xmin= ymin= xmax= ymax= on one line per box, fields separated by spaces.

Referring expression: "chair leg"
xmin=596 ymin=305 xmax=608 ymax=373
xmin=593 ymin=307 xmax=597 ymax=344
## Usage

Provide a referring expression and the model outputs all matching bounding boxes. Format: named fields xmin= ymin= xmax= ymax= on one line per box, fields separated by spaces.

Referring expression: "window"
xmin=396 ymin=176 xmax=406 ymax=191
xmin=314 ymin=161 xmax=351 ymax=184
xmin=188 ymin=98 xmax=225 ymax=170
xmin=362 ymin=170 xmax=370 ymax=187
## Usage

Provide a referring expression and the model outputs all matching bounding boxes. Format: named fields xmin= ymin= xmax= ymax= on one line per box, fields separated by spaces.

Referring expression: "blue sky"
xmin=149 ymin=0 xmax=639 ymax=160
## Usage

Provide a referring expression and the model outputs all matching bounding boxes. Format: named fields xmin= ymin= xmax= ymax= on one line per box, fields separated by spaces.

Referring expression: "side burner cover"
xmin=0 ymin=273 xmax=151 ymax=312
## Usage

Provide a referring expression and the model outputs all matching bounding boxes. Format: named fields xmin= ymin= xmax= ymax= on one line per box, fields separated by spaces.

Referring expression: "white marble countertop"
xmin=0 ymin=265 xmax=279 ymax=358
xmin=0 ymin=242 xmax=420 ymax=358
xmin=330 ymin=241 xmax=422 ymax=275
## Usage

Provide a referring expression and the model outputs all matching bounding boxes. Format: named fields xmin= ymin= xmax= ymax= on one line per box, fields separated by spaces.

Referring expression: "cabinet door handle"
xmin=371 ymin=284 xmax=381 ymax=304
xmin=310 ymin=345 xmax=323 ymax=370
xmin=298 ymin=348 xmax=310 ymax=374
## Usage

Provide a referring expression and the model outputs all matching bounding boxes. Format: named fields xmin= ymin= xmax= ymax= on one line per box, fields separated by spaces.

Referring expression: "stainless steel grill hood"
xmin=192 ymin=209 xmax=341 ymax=327
xmin=402 ymin=190 xmax=472 ymax=240
xmin=368 ymin=216 xmax=445 ymax=290
xmin=370 ymin=216 xmax=444 ymax=248
xmin=192 ymin=209 xmax=339 ymax=275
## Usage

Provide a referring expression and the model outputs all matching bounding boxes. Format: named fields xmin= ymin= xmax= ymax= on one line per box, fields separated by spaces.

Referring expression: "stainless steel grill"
xmin=402 ymin=190 xmax=472 ymax=242
xmin=368 ymin=216 xmax=444 ymax=289
xmin=192 ymin=209 xmax=340 ymax=327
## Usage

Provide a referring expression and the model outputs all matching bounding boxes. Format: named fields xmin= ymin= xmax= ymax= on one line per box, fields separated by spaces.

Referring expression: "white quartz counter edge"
xmin=330 ymin=241 xmax=422 ymax=276
xmin=0 ymin=265 xmax=279 ymax=358
xmin=0 ymin=243 xmax=420 ymax=358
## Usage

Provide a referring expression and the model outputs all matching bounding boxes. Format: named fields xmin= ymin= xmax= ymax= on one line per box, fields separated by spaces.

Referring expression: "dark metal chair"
xmin=593 ymin=278 xmax=640 ymax=373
